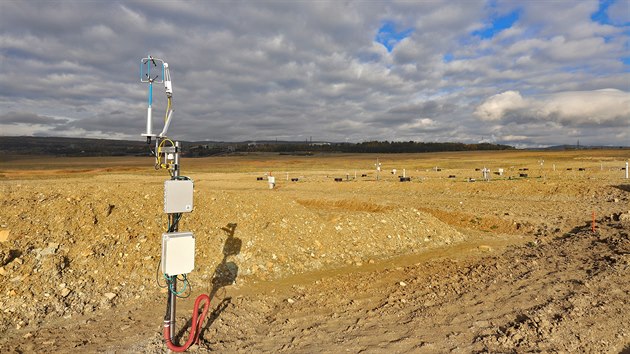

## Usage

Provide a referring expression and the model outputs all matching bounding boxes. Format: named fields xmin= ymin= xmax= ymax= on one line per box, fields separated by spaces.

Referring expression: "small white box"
xmin=164 ymin=180 xmax=193 ymax=213
xmin=161 ymin=232 xmax=195 ymax=276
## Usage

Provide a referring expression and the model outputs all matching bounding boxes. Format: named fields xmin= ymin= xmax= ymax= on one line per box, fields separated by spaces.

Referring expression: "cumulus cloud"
xmin=607 ymin=0 xmax=630 ymax=26
xmin=475 ymin=89 xmax=630 ymax=127
xmin=0 ymin=111 xmax=70 ymax=125
xmin=474 ymin=91 xmax=527 ymax=121
xmin=0 ymin=0 xmax=628 ymax=146
xmin=398 ymin=118 xmax=437 ymax=131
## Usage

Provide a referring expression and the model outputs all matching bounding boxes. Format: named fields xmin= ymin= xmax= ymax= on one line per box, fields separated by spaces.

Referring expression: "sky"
xmin=0 ymin=0 xmax=629 ymax=147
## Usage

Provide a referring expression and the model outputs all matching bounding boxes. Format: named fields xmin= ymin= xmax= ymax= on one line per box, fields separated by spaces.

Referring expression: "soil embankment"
xmin=1 ymin=150 xmax=628 ymax=352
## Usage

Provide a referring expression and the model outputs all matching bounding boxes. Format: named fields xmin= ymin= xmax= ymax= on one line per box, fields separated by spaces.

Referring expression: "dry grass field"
xmin=1 ymin=149 xmax=629 ymax=353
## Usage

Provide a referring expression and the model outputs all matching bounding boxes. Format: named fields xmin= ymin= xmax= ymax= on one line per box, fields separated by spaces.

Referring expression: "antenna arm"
xmin=164 ymin=62 xmax=173 ymax=97
xmin=140 ymin=56 xmax=174 ymax=139
xmin=159 ymin=97 xmax=174 ymax=138
xmin=159 ymin=62 xmax=174 ymax=137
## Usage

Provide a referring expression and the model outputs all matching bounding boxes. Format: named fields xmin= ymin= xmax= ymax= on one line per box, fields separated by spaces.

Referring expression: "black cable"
xmin=163 ymin=274 xmax=192 ymax=299
xmin=168 ymin=213 xmax=182 ymax=233
xmin=176 ymin=274 xmax=192 ymax=299
xmin=164 ymin=292 xmax=171 ymax=321
xmin=156 ymin=259 xmax=167 ymax=289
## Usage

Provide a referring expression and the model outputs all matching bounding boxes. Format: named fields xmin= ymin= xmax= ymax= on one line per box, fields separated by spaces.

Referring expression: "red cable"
xmin=163 ymin=294 xmax=211 ymax=352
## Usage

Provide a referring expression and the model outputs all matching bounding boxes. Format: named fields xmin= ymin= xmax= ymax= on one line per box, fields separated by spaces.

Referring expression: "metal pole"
xmin=169 ymin=141 xmax=181 ymax=341
xmin=173 ymin=142 xmax=180 ymax=178
xmin=169 ymin=278 xmax=177 ymax=340
xmin=146 ymin=81 xmax=153 ymax=137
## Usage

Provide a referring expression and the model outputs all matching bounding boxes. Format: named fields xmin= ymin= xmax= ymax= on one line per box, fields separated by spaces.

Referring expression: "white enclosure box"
xmin=164 ymin=180 xmax=193 ymax=213
xmin=161 ymin=231 xmax=195 ymax=276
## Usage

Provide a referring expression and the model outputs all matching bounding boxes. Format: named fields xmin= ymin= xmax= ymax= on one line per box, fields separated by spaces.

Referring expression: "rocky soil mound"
xmin=0 ymin=175 xmax=464 ymax=336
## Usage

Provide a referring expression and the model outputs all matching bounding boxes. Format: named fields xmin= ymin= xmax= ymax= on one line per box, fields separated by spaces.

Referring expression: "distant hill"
xmin=541 ymin=144 xmax=629 ymax=150
xmin=1 ymin=136 xmax=516 ymax=157
xmin=519 ymin=144 xmax=630 ymax=151
xmin=1 ymin=136 xmax=150 ymax=156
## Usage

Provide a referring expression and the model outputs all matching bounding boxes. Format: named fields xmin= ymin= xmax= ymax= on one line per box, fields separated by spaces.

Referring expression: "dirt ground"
xmin=0 ymin=149 xmax=629 ymax=353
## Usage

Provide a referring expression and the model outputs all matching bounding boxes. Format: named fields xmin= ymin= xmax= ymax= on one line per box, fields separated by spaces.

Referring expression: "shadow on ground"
xmin=613 ymin=184 xmax=630 ymax=193
xmin=198 ymin=223 xmax=241 ymax=342
xmin=171 ymin=223 xmax=241 ymax=344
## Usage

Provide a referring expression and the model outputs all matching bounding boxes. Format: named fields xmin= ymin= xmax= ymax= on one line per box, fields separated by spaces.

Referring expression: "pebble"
xmin=399 ymin=281 xmax=407 ymax=287
xmin=0 ymin=229 xmax=10 ymax=242
xmin=60 ymin=288 xmax=72 ymax=298
xmin=104 ymin=292 xmax=117 ymax=300
xmin=39 ymin=246 xmax=58 ymax=257
xmin=287 ymin=298 xmax=295 ymax=304
xmin=473 ymin=320 xmax=490 ymax=327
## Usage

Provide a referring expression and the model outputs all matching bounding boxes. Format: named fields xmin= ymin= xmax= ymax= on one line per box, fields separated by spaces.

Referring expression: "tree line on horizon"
xmin=1 ymin=136 xmax=515 ymax=157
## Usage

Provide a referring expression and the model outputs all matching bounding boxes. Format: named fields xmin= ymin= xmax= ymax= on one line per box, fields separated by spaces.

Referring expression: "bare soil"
xmin=0 ymin=150 xmax=629 ymax=353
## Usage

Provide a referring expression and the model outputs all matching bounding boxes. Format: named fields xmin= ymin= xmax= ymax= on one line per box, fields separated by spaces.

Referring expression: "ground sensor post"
xmin=140 ymin=56 xmax=209 ymax=352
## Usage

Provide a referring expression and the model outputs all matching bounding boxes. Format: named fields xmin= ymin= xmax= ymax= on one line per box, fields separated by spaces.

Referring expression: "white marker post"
xmin=626 ymin=161 xmax=629 ymax=179
xmin=482 ymin=167 xmax=490 ymax=181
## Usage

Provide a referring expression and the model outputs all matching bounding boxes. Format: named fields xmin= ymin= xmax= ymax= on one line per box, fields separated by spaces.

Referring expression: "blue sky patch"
xmin=375 ymin=21 xmax=414 ymax=52
xmin=591 ymin=0 xmax=615 ymax=25
xmin=473 ymin=9 xmax=520 ymax=39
